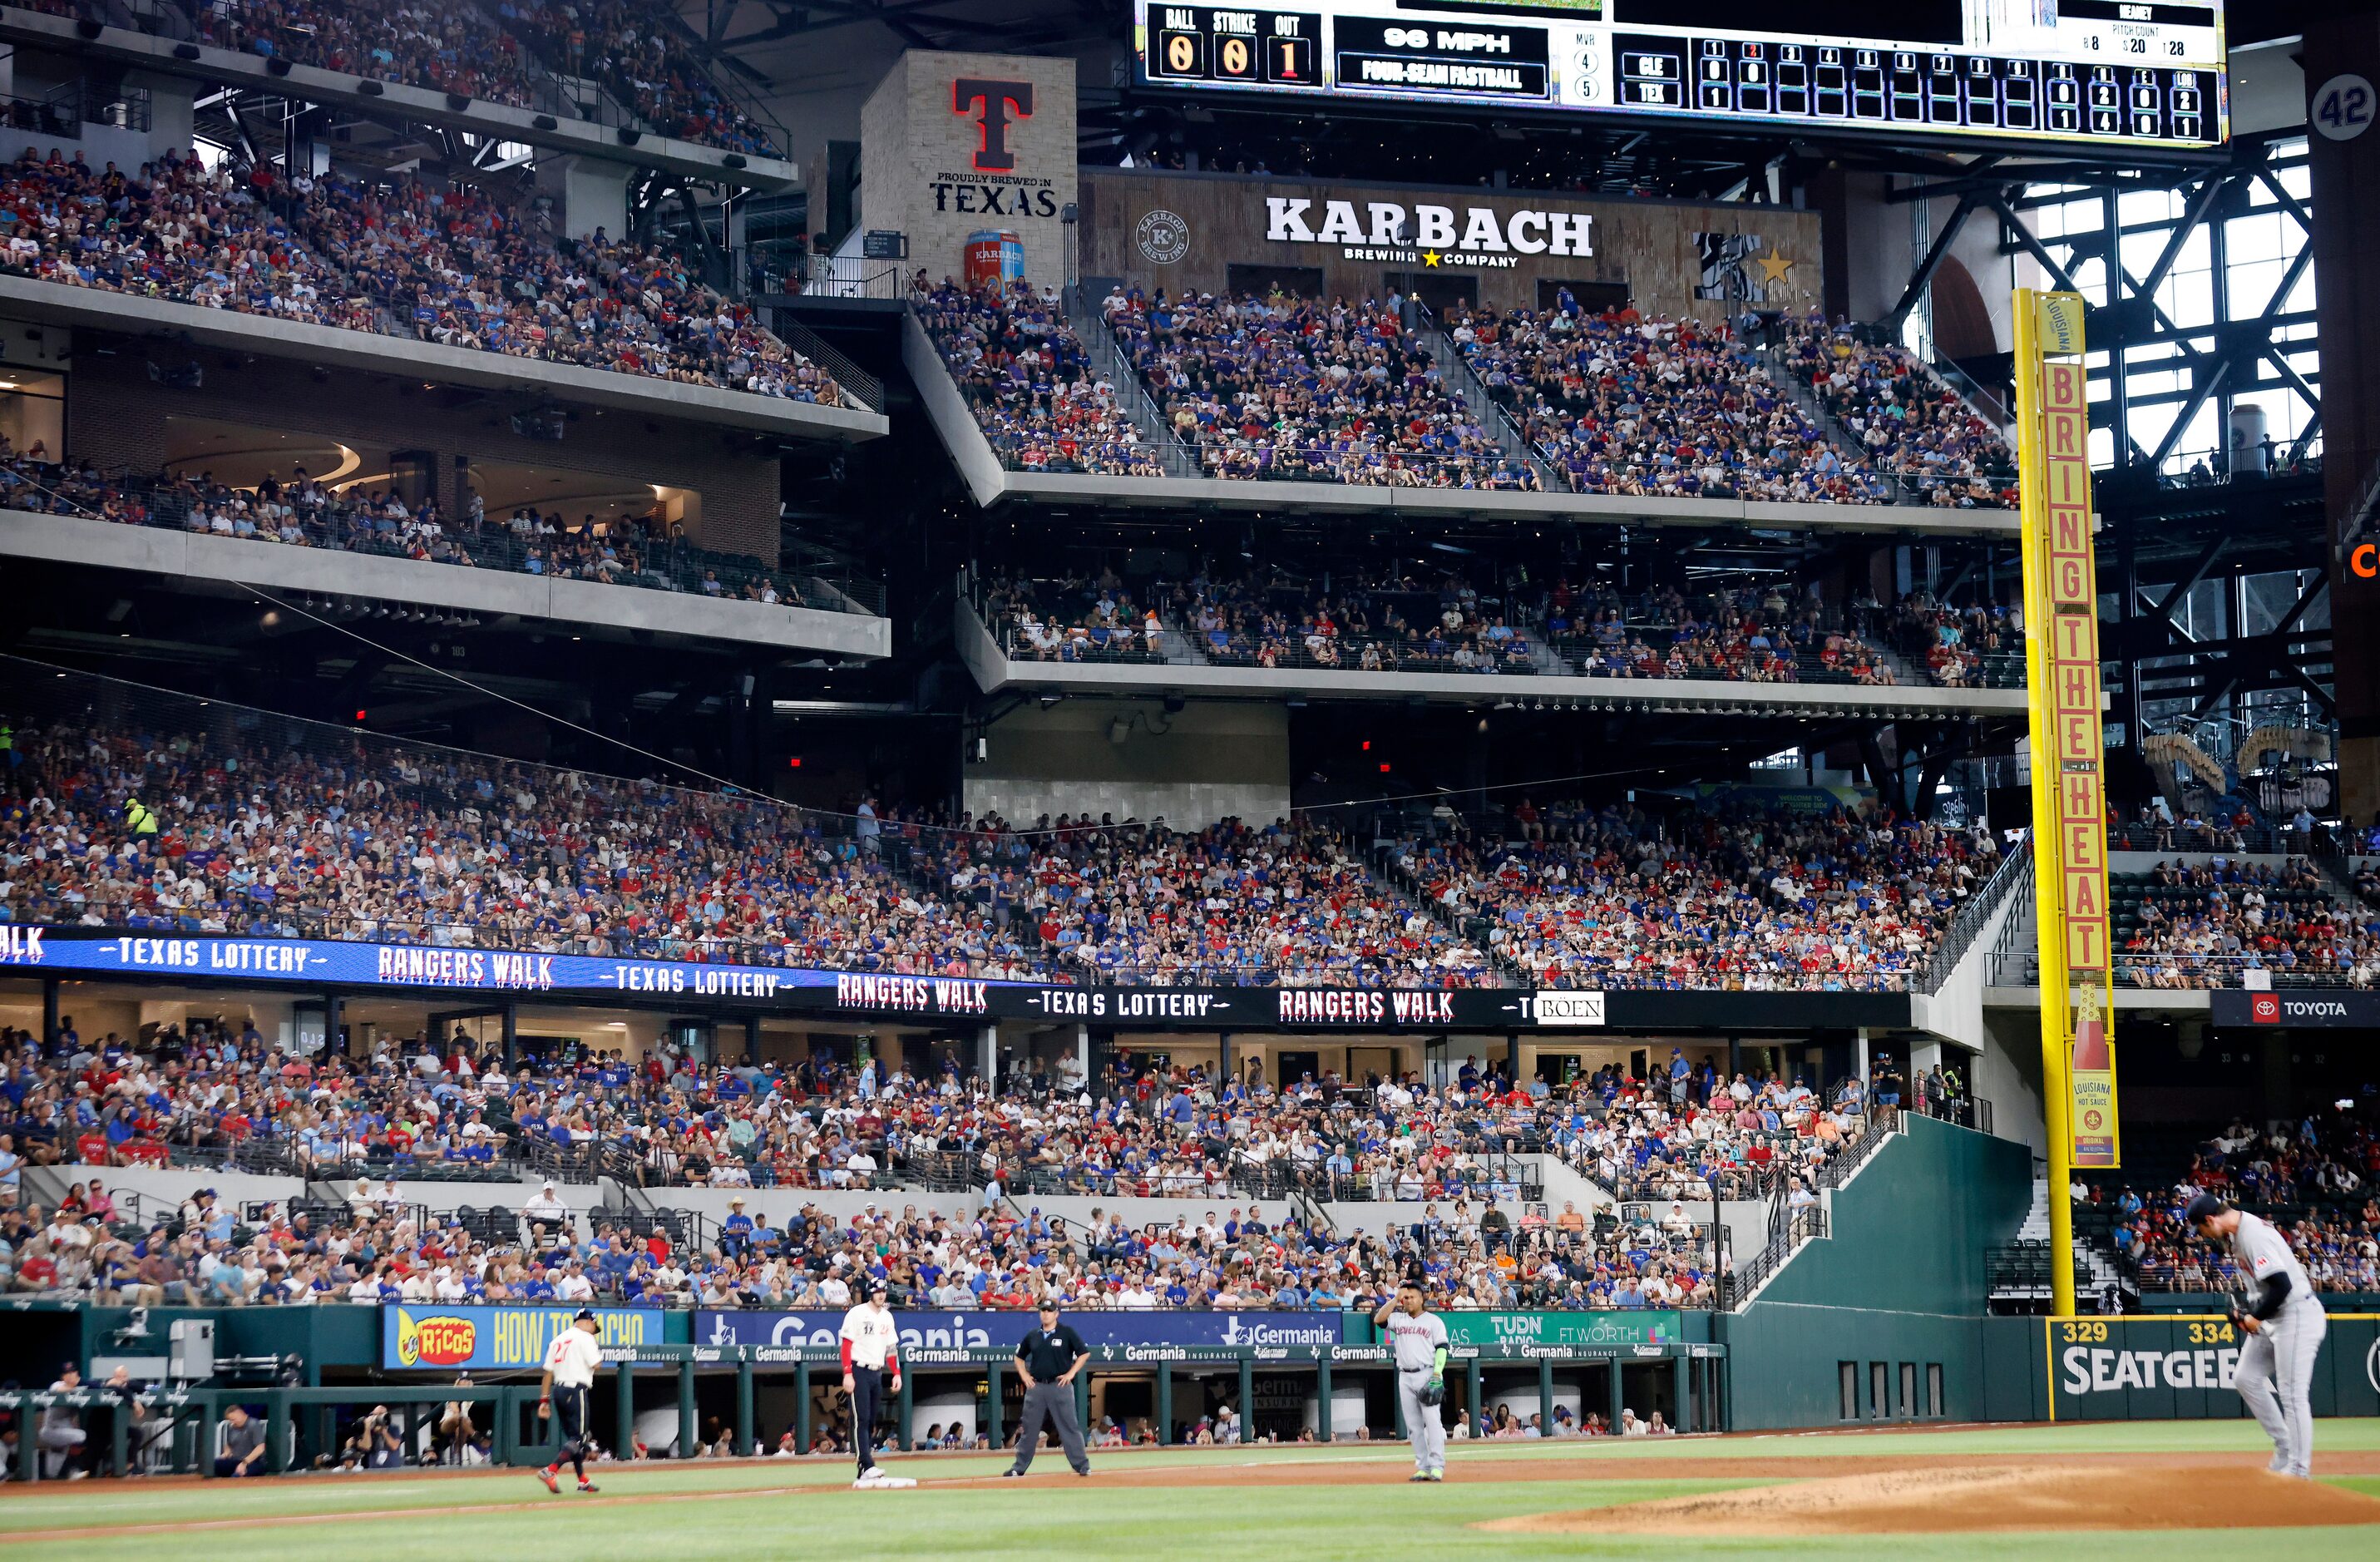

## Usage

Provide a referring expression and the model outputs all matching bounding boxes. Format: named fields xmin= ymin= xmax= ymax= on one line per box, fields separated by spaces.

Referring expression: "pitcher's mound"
xmin=1483 ymin=1464 xmax=2380 ymax=1536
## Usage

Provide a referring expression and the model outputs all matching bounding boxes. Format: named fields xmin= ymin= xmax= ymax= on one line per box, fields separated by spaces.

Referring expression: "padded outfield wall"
xmin=1716 ymin=1114 xmax=2032 ymax=1429
xmin=1717 ymin=1115 xmax=2380 ymax=1427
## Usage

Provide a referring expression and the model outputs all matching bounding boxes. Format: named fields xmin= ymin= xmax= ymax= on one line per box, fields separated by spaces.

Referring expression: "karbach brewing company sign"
xmin=1264 ymin=195 xmax=1592 ymax=266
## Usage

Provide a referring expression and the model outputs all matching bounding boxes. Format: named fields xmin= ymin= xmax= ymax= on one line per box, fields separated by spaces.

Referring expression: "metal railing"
xmin=1410 ymin=296 xmax=1562 ymax=489
xmin=1721 ymin=1204 xmax=1827 ymax=1309
xmin=0 ymin=456 xmax=884 ymax=617
xmin=1061 ymin=281 xmax=1203 ymax=478
xmin=773 ymin=315 xmax=882 ymax=413
xmin=802 ymin=254 xmax=907 ymax=299
xmin=1765 ymin=338 xmax=2019 ymax=510
xmin=1917 ymin=834 xmax=2030 ymax=994
xmin=0 ymin=88 xmax=79 ymax=140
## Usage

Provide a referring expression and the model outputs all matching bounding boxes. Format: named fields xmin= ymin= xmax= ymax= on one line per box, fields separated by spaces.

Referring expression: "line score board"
xmin=1135 ymin=2 xmax=2227 ymax=151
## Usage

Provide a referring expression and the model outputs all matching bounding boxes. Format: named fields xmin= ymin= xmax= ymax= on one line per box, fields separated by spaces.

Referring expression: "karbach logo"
xmin=954 ymin=77 xmax=1034 ymax=171
xmin=395 ymin=1309 xmax=476 ymax=1368
xmin=2250 ymin=992 xmax=2281 ymax=1024
xmin=1265 ymin=195 xmax=1592 ymax=259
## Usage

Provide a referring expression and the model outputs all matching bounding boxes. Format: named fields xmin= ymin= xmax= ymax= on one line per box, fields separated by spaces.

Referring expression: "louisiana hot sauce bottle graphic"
xmin=2068 ymin=990 xmax=2119 ymax=1165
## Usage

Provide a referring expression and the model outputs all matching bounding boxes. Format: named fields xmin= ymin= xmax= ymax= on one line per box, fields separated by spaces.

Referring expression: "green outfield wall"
xmin=1716 ymin=1114 xmax=2032 ymax=1429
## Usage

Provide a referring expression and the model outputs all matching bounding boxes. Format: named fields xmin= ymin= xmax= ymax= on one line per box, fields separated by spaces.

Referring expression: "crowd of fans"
xmin=1544 ymin=578 xmax=1901 ymax=687
xmin=980 ymin=570 xmax=1172 ymax=663
xmin=42 ymin=0 xmax=774 ymax=156
xmin=0 ymin=147 xmax=848 ymax=404
xmin=176 ymin=0 xmax=541 ymax=107
xmin=1547 ymin=1051 xmax=1898 ymax=1202
xmin=2115 ymin=858 xmax=2378 ymax=989
xmin=493 ymin=0 xmax=782 ymax=156
xmin=1874 ymin=591 xmax=2020 ymax=689
xmin=975 ymin=557 xmax=2031 ymax=692
xmin=982 ymin=563 xmax=1543 ymax=675
xmin=1446 ymin=299 xmax=1867 ymax=503
xmin=916 ymin=279 xmax=1164 ymax=477
xmin=909 ymin=808 xmax=1499 ymax=988
xmin=2093 ymin=1109 xmax=2380 ymax=1293
xmin=0 ymin=443 xmax=821 ymax=609
xmin=0 ymin=704 xmax=1476 ymax=987
xmin=0 ymin=711 xmax=1014 ymax=974
xmin=1099 ymin=283 xmax=1540 ymax=488
xmin=1391 ymin=797 xmax=1997 ymax=991
xmin=911 ymin=277 xmax=2026 ymax=506
xmin=0 ymin=1023 xmax=1801 ymax=1318
xmin=1778 ymin=316 xmax=2017 ymax=509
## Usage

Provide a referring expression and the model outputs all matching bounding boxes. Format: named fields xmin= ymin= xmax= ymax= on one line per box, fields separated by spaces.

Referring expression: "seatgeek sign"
xmin=695 ymin=1309 xmax=1343 ymax=1359
xmin=0 ymin=926 xmax=1908 ymax=1031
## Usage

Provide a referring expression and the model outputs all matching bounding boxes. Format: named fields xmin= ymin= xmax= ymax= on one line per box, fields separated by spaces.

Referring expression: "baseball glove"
xmin=1417 ymin=1377 xmax=1445 ymax=1407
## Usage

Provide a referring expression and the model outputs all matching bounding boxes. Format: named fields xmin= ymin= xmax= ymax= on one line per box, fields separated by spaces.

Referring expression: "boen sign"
xmin=1265 ymin=195 xmax=1592 ymax=266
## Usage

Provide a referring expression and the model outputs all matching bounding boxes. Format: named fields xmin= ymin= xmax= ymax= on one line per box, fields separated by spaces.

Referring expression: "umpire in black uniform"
xmin=1002 ymin=1300 xmax=1091 ymax=1477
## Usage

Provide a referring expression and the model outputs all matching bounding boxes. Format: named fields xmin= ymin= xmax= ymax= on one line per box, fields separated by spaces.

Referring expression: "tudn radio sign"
xmin=395 ymin=1309 xmax=477 ymax=1368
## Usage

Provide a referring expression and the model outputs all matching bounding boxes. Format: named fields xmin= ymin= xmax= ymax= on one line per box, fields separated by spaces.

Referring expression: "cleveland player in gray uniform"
xmin=2185 ymin=1193 xmax=2327 ymax=1477
xmin=1373 ymin=1281 xmax=1449 ymax=1481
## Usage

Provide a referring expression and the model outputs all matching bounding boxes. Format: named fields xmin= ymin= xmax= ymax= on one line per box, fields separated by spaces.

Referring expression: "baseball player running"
xmin=535 ymin=1307 xmax=604 ymax=1493
xmin=2186 ymin=1193 xmax=2327 ymax=1477
xmin=1374 ymin=1281 xmax=1449 ymax=1481
xmin=839 ymin=1282 xmax=911 ymax=1487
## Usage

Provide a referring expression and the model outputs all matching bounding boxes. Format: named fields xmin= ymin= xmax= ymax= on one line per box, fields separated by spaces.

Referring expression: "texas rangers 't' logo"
xmin=954 ymin=78 xmax=1034 ymax=172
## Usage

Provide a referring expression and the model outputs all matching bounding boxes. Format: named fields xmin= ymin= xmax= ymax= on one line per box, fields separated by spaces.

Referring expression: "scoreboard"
xmin=1135 ymin=1 xmax=2227 ymax=151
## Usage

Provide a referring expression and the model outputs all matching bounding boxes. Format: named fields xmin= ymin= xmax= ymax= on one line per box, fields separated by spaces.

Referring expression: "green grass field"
xmin=9 ymin=1421 xmax=2380 ymax=1560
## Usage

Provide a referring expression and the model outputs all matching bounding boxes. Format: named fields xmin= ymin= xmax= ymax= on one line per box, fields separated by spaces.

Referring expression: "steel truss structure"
xmin=1866 ymin=132 xmax=2328 ymax=787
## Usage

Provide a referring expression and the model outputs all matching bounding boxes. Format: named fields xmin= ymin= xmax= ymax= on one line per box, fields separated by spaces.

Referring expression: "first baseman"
xmin=1374 ymin=1282 xmax=1449 ymax=1481
xmin=2186 ymin=1193 xmax=2327 ymax=1477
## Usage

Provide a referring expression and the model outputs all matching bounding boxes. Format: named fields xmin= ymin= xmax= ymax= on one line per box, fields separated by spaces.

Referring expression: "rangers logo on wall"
xmin=1136 ymin=209 xmax=1190 ymax=264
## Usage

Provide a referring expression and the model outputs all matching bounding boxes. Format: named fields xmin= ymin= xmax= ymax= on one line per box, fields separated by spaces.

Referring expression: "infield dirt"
xmin=1484 ymin=1464 xmax=2380 ymax=1535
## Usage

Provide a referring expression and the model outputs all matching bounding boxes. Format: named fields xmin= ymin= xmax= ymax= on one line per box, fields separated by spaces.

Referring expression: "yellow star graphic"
xmin=1755 ymin=246 xmax=1795 ymax=286
xmin=1422 ymin=250 xmax=1442 ymax=268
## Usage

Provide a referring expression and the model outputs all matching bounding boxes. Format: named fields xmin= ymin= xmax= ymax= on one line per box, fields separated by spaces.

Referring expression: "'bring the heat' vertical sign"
xmin=2017 ymin=287 xmax=2120 ymax=1312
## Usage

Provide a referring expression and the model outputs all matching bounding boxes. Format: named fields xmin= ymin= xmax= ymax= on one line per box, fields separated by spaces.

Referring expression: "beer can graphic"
xmin=964 ymin=230 xmax=1025 ymax=290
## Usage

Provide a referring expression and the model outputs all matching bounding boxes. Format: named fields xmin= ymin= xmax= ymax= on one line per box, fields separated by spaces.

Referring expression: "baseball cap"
xmin=2182 ymin=1193 xmax=2227 ymax=1228
xmin=574 ymin=1307 xmax=597 ymax=1321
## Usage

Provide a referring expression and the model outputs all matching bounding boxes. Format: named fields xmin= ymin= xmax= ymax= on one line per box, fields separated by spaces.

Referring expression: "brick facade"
xmin=860 ymin=50 xmax=1078 ymax=291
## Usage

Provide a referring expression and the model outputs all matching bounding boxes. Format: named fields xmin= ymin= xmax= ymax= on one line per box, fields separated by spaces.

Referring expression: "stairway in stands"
xmin=2016 ymin=1178 xmax=2133 ymax=1305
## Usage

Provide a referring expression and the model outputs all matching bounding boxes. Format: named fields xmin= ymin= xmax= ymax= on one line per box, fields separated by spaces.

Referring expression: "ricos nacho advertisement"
xmin=383 ymin=1306 xmax=662 ymax=1370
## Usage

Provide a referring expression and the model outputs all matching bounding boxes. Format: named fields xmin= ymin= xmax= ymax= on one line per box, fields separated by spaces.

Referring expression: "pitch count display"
xmin=1135 ymin=1 xmax=2227 ymax=151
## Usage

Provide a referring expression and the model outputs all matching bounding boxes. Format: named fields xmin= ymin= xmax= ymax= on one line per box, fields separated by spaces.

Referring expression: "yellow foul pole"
xmin=2014 ymin=287 xmax=2121 ymax=1320
xmin=2014 ymin=289 xmax=2075 ymax=1317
